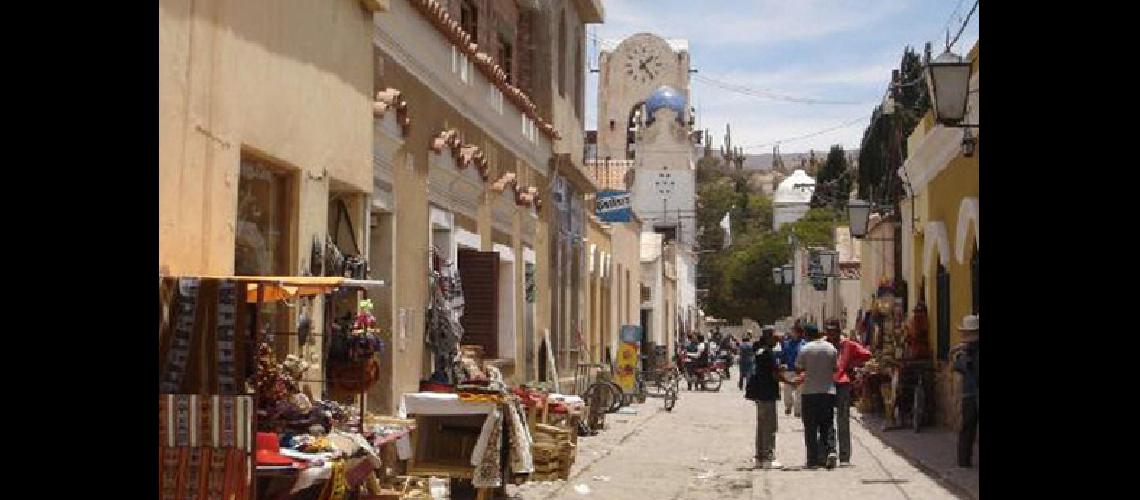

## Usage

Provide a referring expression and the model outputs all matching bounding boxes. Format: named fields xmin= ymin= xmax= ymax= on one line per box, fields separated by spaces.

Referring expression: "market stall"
xmin=158 ymin=275 xmax=415 ymax=499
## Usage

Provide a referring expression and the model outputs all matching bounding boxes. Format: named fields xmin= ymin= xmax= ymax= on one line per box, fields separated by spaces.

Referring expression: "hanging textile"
xmin=160 ymin=278 xmax=200 ymax=394
xmin=471 ymin=407 xmax=504 ymax=488
xmin=506 ymin=399 xmax=534 ymax=475
xmin=159 ymin=278 xmax=248 ymax=395
xmin=159 ymin=395 xmax=252 ymax=500
xmin=426 ymin=248 xmax=465 ymax=384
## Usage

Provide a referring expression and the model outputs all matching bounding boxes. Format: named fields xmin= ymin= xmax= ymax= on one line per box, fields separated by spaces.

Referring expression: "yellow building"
xmin=899 ymin=42 xmax=979 ymax=428
xmin=159 ymin=0 xmax=383 ymax=398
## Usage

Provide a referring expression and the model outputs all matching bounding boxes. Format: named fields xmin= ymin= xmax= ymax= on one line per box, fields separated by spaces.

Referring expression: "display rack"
xmin=160 ymin=275 xmax=387 ymax=500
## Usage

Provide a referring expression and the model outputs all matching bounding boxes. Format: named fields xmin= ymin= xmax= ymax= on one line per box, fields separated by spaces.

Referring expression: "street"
xmin=510 ymin=382 xmax=966 ymax=500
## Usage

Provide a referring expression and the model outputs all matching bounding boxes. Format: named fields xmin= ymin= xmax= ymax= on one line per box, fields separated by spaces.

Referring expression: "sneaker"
xmin=825 ymin=453 xmax=838 ymax=470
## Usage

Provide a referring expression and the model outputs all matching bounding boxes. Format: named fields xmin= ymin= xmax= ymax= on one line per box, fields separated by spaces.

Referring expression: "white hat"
xmin=957 ymin=315 xmax=979 ymax=332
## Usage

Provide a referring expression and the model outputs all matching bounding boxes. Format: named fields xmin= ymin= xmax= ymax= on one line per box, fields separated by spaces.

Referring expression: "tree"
xmin=811 ymin=145 xmax=851 ymax=212
xmin=857 ymin=46 xmax=931 ymax=207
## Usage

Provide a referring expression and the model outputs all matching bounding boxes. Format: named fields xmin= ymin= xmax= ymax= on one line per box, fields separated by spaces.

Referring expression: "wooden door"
xmin=458 ymin=248 xmax=499 ymax=357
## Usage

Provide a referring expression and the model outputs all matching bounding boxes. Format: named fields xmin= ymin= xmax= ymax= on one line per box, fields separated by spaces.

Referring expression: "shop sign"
xmin=595 ymin=190 xmax=632 ymax=223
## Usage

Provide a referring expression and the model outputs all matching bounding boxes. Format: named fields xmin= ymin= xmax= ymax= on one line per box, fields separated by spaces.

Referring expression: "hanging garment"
xmin=471 ymin=407 xmax=504 ymax=488
xmin=160 ymin=278 xmax=200 ymax=394
xmin=506 ymin=399 xmax=534 ymax=474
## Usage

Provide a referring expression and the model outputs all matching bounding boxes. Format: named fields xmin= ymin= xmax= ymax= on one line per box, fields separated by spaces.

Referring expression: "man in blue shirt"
xmin=737 ymin=331 xmax=755 ymax=390
xmin=779 ymin=324 xmax=807 ymax=416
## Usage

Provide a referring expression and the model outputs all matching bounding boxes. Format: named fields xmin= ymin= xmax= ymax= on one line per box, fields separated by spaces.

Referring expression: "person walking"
xmin=952 ymin=315 xmax=979 ymax=468
xmin=745 ymin=330 xmax=784 ymax=469
xmin=737 ymin=331 xmax=755 ymax=390
xmin=684 ymin=334 xmax=699 ymax=390
xmin=825 ymin=319 xmax=871 ymax=466
xmin=796 ymin=324 xmax=839 ymax=469
xmin=780 ymin=325 xmax=807 ymax=417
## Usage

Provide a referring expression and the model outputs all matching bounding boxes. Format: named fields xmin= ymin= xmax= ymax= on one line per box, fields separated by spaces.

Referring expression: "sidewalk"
xmin=853 ymin=408 xmax=979 ymax=499
xmin=507 ymin=401 xmax=665 ymax=498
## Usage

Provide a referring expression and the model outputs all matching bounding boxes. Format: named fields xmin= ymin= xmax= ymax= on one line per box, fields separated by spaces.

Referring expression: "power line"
xmin=947 ymin=0 xmax=979 ymax=50
xmin=734 ymin=116 xmax=866 ymax=150
xmin=692 ymin=74 xmax=866 ymax=106
xmin=939 ymin=0 xmax=967 ymax=43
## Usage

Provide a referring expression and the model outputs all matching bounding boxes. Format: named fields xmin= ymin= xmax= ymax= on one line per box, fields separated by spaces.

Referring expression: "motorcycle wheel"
xmin=703 ymin=371 xmax=723 ymax=392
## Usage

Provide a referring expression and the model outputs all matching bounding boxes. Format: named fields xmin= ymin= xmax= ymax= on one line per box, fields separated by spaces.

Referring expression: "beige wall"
xmin=159 ymin=0 xmax=375 ymax=276
xmin=372 ymin=0 xmax=557 ymax=403
xmin=608 ymin=220 xmax=642 ymax=358
xmin=159 ymin=0 xmax=375 ymax=401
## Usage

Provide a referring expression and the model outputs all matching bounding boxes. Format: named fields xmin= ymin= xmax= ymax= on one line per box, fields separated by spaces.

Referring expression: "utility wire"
xmin=947 ymin=0 xmax=979 ymax=50
xmin=692 ymin=74 xmax=866 ymax=106
xmin=738 ymin=116 xmax=869 ymax=150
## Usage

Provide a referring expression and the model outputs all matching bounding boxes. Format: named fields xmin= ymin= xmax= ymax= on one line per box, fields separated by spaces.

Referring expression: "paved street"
xmin=510 ymin=382 xmax=968 ymax=500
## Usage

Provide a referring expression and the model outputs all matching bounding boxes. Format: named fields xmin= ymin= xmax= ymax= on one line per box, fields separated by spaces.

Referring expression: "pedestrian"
xmin=825 ymin=319 xmax=871 ymax=467
xmin=721 ymin=333 xmax=736 ymax=379
xmin=684 ymin=334 xmax=699 ymax=390
xmin=779 ymin=324 xmax=807 ymax=417
xmin=952 ymin=315 xmax=979 ymax=468
xmin=745 ymin=329 xmax=784 ymax=469
xmin=737 ymin=331 xmax=755 ymax=390
xmin=796 ymin=324 xmax=839 ymax=470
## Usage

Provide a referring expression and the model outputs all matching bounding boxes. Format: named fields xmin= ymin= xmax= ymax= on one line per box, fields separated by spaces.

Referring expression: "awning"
xmin=165 ymin=276 xmax=386 ymax=303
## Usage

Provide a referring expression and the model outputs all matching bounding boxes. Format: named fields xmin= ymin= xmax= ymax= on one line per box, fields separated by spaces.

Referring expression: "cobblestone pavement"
xmin=509 ymin=382 xmax=969 ymax=499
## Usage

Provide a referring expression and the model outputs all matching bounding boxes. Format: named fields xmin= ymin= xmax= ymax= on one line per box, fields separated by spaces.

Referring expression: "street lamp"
xmin=772 ymin=266 xmax=783 ymax=285
xmin=782 ymin=264 xmax=794 ymax=285
xmin=848 ymin=199 xmax=872 ymax=238
xmin=925 ymin=47 xmax=976 ymax=128
xmin=818 ymin=250 xmax=838 ymax=277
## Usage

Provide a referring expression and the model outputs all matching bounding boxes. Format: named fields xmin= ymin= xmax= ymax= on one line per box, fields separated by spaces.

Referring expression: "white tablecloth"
xmin=402 ymin=392 xmax=497 ymax=416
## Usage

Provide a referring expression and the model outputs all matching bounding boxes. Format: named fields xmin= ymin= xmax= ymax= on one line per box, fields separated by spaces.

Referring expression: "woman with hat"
xmin=951 ymin=315 xmax=979 ymax=468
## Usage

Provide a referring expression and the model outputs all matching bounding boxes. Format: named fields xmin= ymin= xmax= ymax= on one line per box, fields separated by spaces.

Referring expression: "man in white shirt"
xmin=795 ymin=324 xmax=839 ymax=470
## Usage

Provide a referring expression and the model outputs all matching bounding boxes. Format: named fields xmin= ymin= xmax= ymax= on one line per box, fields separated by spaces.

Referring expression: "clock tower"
xmin=596 ymin=33 xmax=692 ymax=162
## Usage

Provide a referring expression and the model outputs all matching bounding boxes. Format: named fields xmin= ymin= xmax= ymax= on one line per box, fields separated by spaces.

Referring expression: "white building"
xmin=773 ymin=169 xmax=816 ymax=230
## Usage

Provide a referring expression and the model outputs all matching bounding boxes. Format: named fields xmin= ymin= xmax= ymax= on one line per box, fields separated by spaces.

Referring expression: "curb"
xmin=853 ymin=414 xmax=978 ymax=500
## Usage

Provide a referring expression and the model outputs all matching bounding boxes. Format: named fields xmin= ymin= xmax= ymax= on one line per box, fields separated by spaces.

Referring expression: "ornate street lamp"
xmin=818 ymin=250 xmax=838 ymax=277
xmin=782 ymin=264 xmax=794 ymax=285
xmin=848 ymin=199 xmax=872 ymax=238
xmin=924 ymin=46 xmax=976 ymax=128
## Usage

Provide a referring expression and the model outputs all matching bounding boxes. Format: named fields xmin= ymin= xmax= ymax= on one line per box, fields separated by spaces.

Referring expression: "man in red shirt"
xmin=826 ymin=319 xmax=871 ymax=466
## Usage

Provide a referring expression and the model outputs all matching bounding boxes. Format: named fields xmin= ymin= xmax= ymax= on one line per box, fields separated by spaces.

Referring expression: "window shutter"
xmin=458 ymin=249 xmax=499 ymax=356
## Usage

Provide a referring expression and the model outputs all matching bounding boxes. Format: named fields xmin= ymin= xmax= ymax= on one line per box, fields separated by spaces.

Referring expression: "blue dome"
xmin=644 ymin=86 xmax=686 ymax=121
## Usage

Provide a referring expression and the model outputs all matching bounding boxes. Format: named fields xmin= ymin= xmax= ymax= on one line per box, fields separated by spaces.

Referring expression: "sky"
xmin=584 ymin=0 xmax=979 ymax=154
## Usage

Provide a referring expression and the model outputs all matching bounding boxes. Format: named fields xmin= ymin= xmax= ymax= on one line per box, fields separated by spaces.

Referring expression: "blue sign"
xmin=620 ymin=324 xmax=642 ymax=344
xmin=596 ymin=190 xmax=632 ymax=223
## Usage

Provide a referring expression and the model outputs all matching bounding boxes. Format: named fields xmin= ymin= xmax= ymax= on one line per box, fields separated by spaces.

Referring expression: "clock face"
xmin=623 ymin=42 xmax=671 ymax=87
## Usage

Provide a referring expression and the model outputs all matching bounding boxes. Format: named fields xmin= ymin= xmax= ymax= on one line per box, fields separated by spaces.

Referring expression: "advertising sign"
xmin=596 ymin=190 xmax=632 ymax=223
xmin=615 ymin=342 xmax=639 ymax=393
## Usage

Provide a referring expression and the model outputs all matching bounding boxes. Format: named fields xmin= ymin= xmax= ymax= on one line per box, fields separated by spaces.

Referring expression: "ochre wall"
xmin=159 ymin=0 xmax=374 ymax=276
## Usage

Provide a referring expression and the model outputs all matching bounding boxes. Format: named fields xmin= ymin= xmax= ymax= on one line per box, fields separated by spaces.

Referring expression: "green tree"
xmin=857 ymin=46 xmax=931 ymax=206
xmin=810 ymin=145 xmax=851 ymax=212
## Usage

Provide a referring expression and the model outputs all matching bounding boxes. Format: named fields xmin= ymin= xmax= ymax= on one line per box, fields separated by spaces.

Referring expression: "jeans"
xmin=754 ymin=400 xmax=778 ymax=461
xmin=958 ymin=396 xmax=979 ymax=466
xmin=801 ymin=393 xmax=837 ymax=466
xmin=835 ymin=383 xmax=852 ymax=461
xmin=738 ymin=365 xmax=755 ymax=390
xmin=782 ymin=371 xmax=801 ymax=416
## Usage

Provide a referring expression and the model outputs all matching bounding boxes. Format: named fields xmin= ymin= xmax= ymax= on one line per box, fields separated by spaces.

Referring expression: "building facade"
xmin=897 ymin=42 xmax=979 ymax=429
xmin=159 ymin=0 xmax=384 ymax=399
